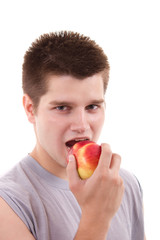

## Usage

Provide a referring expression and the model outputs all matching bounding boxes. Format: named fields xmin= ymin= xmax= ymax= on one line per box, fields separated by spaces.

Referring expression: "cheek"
xmin=34 ymin=115 xmax=52 ymax=138
xmin=35 ymin=115 xmax=67 ymax=141
xmin=93 ymin=110 xmax=105 ymax=124
xmin=91 ymin=112 xmax=105 ymax=133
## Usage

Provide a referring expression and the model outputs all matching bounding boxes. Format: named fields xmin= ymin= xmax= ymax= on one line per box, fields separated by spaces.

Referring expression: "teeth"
xmin=75 ymin=138 xmax=87 ymax=141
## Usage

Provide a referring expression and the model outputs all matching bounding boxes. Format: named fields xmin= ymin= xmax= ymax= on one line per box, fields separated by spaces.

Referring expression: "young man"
xmin=0 ymin=31 xmax=145 ymax=239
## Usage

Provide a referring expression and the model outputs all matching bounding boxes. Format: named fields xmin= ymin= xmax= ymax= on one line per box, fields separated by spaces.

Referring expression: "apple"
xmin=68 ymin=140 xmax=101 ymax=179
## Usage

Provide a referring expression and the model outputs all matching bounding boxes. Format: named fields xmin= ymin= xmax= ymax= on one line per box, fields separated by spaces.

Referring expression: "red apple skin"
xmin=68 ymin=141 xmax=101 ymax=179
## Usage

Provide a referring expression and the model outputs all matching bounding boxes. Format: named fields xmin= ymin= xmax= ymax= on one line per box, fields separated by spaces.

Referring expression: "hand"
xmin=66 ymin=143 xmax=124 ymax=237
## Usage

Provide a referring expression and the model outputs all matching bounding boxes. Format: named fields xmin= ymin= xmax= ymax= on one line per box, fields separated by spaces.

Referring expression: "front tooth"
xmin=75 ymin=138 xmax=87 ymax=141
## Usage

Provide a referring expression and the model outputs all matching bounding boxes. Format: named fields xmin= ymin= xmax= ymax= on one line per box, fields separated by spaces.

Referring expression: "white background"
xmin=0 ymin=0 xmax=159 ymax=239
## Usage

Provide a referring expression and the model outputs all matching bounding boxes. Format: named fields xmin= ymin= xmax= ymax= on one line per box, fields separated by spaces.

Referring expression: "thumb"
xmin=66 ymin=155 xmax=80 ymax=189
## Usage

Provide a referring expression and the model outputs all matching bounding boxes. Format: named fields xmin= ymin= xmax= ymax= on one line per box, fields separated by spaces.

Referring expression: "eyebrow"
xmin=90 ymin=99 xmax=105 ymax=104
xmin=49 ymin=99 xmax=105 ymax=106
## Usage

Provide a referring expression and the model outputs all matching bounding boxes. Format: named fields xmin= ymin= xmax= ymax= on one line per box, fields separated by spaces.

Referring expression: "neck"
xmin=30 ymin=145 xmax=68 ymax=180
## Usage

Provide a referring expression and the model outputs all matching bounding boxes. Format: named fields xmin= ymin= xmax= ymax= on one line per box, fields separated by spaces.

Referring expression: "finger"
xmin=109 ymin=153 xmax=121 ymax=173
xmin=97 ymin=143 xmax=112 ymax=170
xmin=66 ymin=155 xmax=80 ymax=191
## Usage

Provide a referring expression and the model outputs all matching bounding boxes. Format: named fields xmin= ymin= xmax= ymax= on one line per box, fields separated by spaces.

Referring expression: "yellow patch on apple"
xmin=68 ymin=140 xmax=101 ymax=179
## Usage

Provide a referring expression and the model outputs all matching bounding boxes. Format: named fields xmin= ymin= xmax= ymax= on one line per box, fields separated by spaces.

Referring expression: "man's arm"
xmin=0 ymin=197 xmax=35 ymax=240
xmin=67 ymin=143 xmax=124 ymax=240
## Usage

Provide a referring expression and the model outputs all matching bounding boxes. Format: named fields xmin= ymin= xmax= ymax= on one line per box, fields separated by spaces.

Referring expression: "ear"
xmin=23 ymin=94 xmax=36 ymax=124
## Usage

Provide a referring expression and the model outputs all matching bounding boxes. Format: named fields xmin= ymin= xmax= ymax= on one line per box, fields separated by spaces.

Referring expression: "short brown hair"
xmin=22 ymin=31 xmax=110 ymax=110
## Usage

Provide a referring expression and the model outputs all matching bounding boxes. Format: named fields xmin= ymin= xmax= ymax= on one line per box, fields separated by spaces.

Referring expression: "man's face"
xmin=29 ymin=73 xmax=105 ymax=177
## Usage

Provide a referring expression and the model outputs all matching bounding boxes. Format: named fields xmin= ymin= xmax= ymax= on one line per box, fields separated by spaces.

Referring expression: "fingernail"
xmin=68 ymin=155 xmax=75 ymax=162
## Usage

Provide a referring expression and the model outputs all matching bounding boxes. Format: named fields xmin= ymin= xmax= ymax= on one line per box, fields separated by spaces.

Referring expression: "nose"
xmin=70 ymin=109 xmax=90 ymax=133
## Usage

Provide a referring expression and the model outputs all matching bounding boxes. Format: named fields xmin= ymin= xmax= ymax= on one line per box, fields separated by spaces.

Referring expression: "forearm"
xmin=74 ymin=213 xmax=111 ymax=240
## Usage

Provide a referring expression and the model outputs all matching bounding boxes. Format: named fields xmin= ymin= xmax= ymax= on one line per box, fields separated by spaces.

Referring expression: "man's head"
xmin=22 ymin=31 xmax=110 ymax=112
xmin=23 ymin=31 xmax=110 ymax=178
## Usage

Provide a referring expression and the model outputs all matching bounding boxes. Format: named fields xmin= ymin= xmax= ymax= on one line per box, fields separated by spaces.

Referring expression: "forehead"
xmin=45 ymin=73 xmax=104 ymax=99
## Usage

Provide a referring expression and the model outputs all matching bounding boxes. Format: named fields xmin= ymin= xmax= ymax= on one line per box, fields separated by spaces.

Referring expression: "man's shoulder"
xmin=119 ymin=168 xmax=143 ymax=201
xmin=0 ymin=197 xmax=36 ymax=240
xmin=0 ymin=156 xmax=38 ymax=234
xmin=0 ymin=156 xmax=33 ymax=200
xmin=120 ymin=168 xmax=141 ymax=186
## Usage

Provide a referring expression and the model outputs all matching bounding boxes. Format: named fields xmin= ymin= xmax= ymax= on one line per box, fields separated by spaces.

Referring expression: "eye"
xmin=55 ymin=106 xmax=69 ymax=111
xmin=86 ymin=104 xmax=99 ymax=110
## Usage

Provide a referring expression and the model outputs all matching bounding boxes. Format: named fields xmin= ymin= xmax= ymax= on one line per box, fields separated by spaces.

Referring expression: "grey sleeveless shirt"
xmin=0 ymin=155 xmax=144 ymax=239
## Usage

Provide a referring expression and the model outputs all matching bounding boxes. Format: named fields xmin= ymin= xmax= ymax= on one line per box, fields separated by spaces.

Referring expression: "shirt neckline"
xmin=22 ymin=154 xmax=70 ymax=190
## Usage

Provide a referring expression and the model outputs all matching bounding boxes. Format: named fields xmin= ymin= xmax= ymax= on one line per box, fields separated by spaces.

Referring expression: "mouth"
xmin=65 ymin=138 xmax=90 ymax=151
